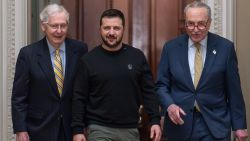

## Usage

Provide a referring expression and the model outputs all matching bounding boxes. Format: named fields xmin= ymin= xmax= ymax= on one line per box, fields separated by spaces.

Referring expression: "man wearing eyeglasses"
xmin=156 ymin=1 xmax=248 ymax=141
xmin=11 ymin=3 xmax=88 ymax=141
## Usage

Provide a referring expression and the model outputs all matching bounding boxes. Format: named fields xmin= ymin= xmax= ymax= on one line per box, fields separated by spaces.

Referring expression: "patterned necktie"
xmin=194 ymin=43 xmax=202 ymax=112
xmin=194 ymin=43 xmax=203 ymax=88
xmin=54 ymin=49 xmax=64 ymax=96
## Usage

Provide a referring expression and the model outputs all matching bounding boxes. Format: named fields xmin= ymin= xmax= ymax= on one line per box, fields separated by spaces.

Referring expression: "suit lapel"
xmin=199 ymin=33 xmax=217 ymax=88
xmin=179 ymin=35 xmax=195 ymax=91
xmin=61 ymin=39 xmax=78 ymax=98
xmin=37 ymin=38 xmax=60 ymax=98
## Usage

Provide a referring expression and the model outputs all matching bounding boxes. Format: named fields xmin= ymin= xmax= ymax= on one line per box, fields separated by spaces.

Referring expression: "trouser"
xmin=87 ymin=124 xmax=140 ymax=141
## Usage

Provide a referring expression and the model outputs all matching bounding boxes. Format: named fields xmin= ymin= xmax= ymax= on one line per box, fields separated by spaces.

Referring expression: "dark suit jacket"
xmin=156 ymin=32 xmax=247 ymax=140
xmin=11 ymin=37 xmax=88 ymax=141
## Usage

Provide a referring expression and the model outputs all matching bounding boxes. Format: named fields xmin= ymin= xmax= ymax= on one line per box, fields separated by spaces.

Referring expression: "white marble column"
xmin=202 ymin=0 xmax=235 ymax=42
xmin=0 ymin=0 xmax=28 ymax=141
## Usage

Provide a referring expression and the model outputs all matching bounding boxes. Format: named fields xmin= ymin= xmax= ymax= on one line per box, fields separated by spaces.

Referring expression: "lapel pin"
xmin=213 ymin=50 xmax=216 ymax=55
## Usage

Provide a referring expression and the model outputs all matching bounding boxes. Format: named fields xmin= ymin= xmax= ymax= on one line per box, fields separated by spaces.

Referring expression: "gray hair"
xmin=184 ymin=1 xmax=211 ymax=19
xmin=39 ymin=3 xmax=69 ymax=23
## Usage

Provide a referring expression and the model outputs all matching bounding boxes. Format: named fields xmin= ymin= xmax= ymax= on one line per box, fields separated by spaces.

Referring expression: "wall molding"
xmin=0 ymin=0 xmax=28 ymax=141
xmin=203 ymin=0 xmax=235 ymax=41
xmin=1 ymin=0 xmax=16 ymax=141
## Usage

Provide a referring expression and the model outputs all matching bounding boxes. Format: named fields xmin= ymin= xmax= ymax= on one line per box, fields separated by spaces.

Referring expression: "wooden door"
xmin=61 ymin=0 xmax=131 ymax=50
xmin=61 ymin=0 xmax=187 ymax=76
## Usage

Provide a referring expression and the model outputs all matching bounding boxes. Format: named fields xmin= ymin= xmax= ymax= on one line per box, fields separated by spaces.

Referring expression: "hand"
xmin=167 ymin=104 xmax=186 ymax=125
xmin=150 ymin=124 xmax=162 ymax=141
xmin=16 ymin=132 xmax=29 ymax=141
xmin=73 ymin=134 xmax=87 ymax=141
xmin=235 ymin=129 xmax=248 ymax=141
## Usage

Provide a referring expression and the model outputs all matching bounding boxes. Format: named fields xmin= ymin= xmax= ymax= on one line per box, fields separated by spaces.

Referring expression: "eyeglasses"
xmin=45 ymin=23 xmax=68 ymax=30
xmin=185 ymin=20 xmax=209 ymax=30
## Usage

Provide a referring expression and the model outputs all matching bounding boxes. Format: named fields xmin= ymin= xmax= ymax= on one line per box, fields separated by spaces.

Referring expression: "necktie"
xmin=194 ymin=43 xmax=203 ymax=88
xmin=54 ymin=49 xmax=64 ymax=96
xmin=194 ymin=43 xmax=202 ymax=112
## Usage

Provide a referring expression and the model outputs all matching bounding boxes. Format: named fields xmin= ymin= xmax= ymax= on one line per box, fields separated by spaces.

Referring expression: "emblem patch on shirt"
xmin=128 ymin=64 xmax=133 ymax=70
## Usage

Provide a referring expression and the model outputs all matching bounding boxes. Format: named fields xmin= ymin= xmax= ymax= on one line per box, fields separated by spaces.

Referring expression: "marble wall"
xmin=0 ymin=0 xmax=28 ymax=141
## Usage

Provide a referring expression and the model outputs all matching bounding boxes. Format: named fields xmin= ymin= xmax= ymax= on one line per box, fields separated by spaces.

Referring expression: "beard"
xmin=101 ymin=35 xmax=123 ymax=49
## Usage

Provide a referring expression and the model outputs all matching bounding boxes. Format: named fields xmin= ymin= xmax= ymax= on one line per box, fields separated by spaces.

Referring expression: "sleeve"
xmin=226 ymin=44 xmax=247 ymax=130
xmin=11 ymin=48 xmax=30 ymax=133
xmin=155 ymin=43 xmax=175 ymax=116
xmin=71 ymin=58 xmax=89 ymax=134
xmin=140 ymin=52 xmax=161 ymax=125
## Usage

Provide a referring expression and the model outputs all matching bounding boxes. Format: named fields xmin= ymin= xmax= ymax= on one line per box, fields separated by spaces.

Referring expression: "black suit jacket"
xmin=11 ymin=37 xmax=88 ymax=141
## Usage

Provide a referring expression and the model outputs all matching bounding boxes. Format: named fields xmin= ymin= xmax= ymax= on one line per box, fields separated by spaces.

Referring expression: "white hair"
xmin=184 ymin=1 xmax=211 ymax=19
xmin=39 ymin=3 xmax=69 ymax=23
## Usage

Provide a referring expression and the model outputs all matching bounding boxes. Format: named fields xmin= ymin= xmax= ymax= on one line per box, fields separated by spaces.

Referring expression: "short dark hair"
xmin=100 ymin=9 xmax=125 ymax=26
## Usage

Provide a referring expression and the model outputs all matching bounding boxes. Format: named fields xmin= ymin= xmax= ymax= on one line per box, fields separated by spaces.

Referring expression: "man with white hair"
xmin=11 ymin=3 xmax=88 ymax=141
xmin=156 ymin=1 xmax=248 ymax=141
